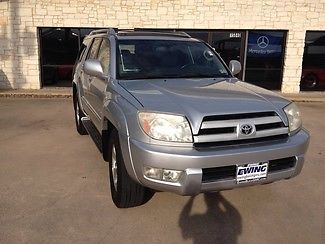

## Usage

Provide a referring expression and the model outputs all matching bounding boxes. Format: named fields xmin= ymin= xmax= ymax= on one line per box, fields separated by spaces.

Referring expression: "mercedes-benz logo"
xmin=257 ymin=36 xmax=269 ymax=49
xmin=240 ymin=124 xmax=254 ymax=135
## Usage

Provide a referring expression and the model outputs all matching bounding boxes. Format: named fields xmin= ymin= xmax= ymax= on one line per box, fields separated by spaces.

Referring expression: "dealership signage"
xmin=247 ymin=33 xmax=282 ymax=57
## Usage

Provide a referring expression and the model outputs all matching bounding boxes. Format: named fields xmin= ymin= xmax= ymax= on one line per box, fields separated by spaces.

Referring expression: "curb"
xmin=0 ymin=88 xmax=72 ymax=98
xmin=278 ymin=92 xmax=325 ymax=103
xmin=290 ymin=99 xmax=324 ymax=103
xmin=0 ymin=93 xmax=72 ymax=98
xmin=0 ymin=90 xmax=323 ymax=102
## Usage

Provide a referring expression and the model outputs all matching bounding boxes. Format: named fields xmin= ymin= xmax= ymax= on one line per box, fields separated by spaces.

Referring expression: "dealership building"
xmin=0 ymin=0 xmax=324 ymax=93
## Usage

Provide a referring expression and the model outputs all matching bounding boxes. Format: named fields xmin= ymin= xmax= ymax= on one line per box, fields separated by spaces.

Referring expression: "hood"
xmin=119 ymin=78 xmax=290 ymax=134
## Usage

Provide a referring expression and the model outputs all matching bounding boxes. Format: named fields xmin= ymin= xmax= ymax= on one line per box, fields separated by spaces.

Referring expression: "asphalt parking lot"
xmin=0 ymin=98 xmax=324 ymax=244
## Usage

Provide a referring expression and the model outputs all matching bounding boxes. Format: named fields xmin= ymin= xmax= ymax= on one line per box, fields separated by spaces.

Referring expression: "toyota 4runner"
xmin=72 ymin=29 xmax=310 ymax=208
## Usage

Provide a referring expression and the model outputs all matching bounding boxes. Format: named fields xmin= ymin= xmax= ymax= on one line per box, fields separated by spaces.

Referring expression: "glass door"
xmin=210 ymin=31 xmax=246 ymax=79
xmin=39 ymin=28 xmax=79 ymax=87
xmin=39 ymin=27 xmax=99 ymax=87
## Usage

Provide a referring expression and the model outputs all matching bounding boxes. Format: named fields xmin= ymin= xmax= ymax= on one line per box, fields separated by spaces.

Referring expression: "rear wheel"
xmin=73 ymin=90 xmax=88 ymax=135
xmin=108 ymin=129 xmax=154 ymax=208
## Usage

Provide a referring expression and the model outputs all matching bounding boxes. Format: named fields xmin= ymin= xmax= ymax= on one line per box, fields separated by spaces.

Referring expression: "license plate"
xmin=236 ymin=162 xmax=268 ymax=184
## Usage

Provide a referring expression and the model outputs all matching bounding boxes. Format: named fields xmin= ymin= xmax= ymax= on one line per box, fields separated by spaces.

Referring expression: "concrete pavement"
xmin=0 ymin=98 xmax=324 ymax=243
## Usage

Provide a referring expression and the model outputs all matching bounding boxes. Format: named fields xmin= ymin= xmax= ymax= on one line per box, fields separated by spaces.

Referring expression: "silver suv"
xmin=72 ymin=29 xmax=310 ymax=208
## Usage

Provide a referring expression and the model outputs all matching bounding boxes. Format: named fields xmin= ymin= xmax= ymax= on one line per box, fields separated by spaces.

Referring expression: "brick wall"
xmin=0 ymin=0 xmax=324 ymax=92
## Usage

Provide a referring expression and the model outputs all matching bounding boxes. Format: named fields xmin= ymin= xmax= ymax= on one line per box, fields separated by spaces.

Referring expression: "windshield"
xmin=117 ymin=40 xmax=231 ymax=80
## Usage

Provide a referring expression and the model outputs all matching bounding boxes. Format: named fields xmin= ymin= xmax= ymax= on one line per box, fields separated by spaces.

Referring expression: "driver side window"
xmin=87 ymin=38 xmax=102 ymax=60
xmin=97 ymin=39 xmax=110 ymax=75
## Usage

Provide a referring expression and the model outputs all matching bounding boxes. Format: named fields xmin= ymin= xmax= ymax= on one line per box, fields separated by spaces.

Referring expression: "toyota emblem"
xmin=240 ymin=124 xmax=254 ymax=135
xmin=257 ymin=36 xmax=269 ymax=49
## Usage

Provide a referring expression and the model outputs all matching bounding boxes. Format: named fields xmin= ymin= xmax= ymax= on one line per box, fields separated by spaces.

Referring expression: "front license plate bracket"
xmin=236 ymin=162 xmax=268 ymax=184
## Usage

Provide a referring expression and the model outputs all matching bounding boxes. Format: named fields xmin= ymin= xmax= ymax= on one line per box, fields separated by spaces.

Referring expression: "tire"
xmin=73 ymin=90 xmax=88 ymax=135
xmin=107 ymin=129 xmax=154 ymax=208
xmin=302 ymin=74 xmax=318 ymax=90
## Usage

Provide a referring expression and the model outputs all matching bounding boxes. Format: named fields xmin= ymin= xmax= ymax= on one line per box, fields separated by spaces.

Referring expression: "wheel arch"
xmin=101 ymin=103 xmax=140 ymax=183
xmin=101 ymin=102 xmax=129 ymax=161
xmin=102 ymin=117 xmax=116 ymax=162
xmin=72 ymin=78 xmax=78 ymax=98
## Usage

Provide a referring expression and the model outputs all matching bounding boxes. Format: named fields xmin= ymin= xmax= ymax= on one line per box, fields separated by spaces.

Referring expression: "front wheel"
xmin=107 ymin=129 xmax=154 ymax=208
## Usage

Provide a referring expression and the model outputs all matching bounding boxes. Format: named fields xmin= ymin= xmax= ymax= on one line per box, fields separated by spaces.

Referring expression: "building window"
xmin=301 ymin=31 xmax=325 ymax=91
xmin=39 ymin=28 xmax=97 ymax=87
xmin=245 ymin=31 xmax=286 ymax=90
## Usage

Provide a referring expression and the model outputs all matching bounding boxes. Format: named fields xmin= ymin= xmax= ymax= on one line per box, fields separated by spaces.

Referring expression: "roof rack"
xmin=88 ymin=28 xmax=191 ymax=38
xmin=89 ymin=28 xmax=116 ymax=36
xmin=170 ymin=31 xmax=191 ymax=38
xmin=117 ymin=30 xmax=191 ymax=38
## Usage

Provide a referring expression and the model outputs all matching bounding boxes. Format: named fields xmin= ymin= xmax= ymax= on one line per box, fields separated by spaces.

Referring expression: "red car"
xmin=301 ymin=68 xmax=325 ymax=90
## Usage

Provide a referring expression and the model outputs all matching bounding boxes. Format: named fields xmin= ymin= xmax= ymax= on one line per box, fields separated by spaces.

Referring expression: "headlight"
xmin=284 ymin=103 xmax=302 ymax=133
xmin=138 ymin=112 xmax=193 ymax=142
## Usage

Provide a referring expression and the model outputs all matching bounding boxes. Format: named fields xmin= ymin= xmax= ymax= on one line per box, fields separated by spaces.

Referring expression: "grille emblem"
xmin=240 ymin=124 xmax=254 ymax=135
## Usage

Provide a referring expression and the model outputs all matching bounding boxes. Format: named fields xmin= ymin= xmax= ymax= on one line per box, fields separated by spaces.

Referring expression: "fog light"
xmin=162 ymin=169 xmax=182 ymax=182
xmin=144 ymin=166 xmax=162 ymax=180
xmin=144 ymin=166 xmax=183 ymax=183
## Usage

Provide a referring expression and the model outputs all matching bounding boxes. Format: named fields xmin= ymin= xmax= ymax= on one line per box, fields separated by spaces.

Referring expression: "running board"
xmin=81 ymin=117 xmax=103 ymax=153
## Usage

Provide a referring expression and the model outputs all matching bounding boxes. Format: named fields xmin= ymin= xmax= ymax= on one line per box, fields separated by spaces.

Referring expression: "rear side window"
xmin=97 ymin=39 xmax=110 ymax=75
xmin=87 ymin=38 xmax=102 ymax=60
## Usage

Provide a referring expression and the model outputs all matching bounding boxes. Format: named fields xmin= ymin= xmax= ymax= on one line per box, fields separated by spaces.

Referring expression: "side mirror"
xmin=229 ymin=60 xmax=241 ymax=76
xmin=84 ymin=59 xmax=105 ymax=79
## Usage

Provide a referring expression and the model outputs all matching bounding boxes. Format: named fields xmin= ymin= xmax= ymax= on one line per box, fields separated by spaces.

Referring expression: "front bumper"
xmin=120 ymin=129 xmax=309 ymax=195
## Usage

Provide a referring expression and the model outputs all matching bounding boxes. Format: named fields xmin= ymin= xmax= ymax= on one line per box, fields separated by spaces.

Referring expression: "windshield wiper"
xmin=122 ymin=75 xmax=164 ymax=80
xmin=172 ymin=74 xmax=231 ymax=79
xmin=121 ymin=72 xmax=231 ymax=80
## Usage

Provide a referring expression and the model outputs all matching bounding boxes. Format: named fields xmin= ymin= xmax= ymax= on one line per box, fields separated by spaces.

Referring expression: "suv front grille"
xmin=194 ymin=111 xmax=288 ymax=147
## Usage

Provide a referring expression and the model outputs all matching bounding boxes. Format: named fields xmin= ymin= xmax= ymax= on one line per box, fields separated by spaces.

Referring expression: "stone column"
xmin=281 ymin=31 xmax=306 ymax=93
